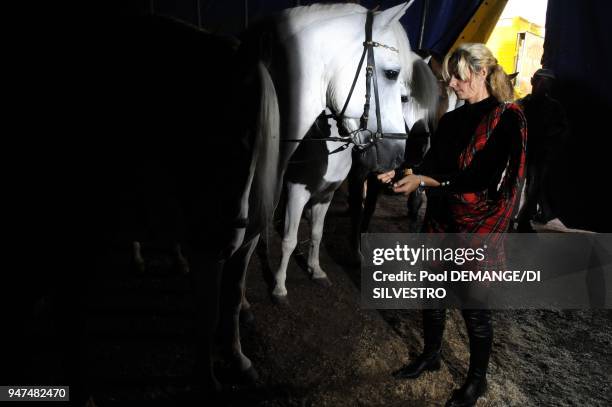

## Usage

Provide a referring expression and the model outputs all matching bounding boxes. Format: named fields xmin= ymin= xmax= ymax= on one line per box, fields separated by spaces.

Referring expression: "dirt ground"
xmin=241 ymin=185 xmax=611 ymax=407
xmin=28 ymin=183 xmax=611 ymax=406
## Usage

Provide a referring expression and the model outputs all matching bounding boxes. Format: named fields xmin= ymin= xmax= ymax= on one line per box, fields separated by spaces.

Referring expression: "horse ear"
xmin=373 ymin=1 xmax=414 ymax=32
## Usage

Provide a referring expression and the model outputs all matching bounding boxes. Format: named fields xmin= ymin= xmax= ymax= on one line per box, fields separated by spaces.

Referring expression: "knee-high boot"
xmin=446 ymin=309 xmax=492 ymax=407
xmin=393 ymin=309 xmax=446 ymax=379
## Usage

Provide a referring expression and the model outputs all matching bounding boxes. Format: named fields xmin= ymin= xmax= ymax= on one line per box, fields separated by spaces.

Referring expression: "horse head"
xmin=326 ymin=2 xmax=415 ymax=174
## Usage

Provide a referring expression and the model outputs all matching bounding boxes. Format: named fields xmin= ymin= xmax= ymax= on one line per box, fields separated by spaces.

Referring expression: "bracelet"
xmin=417 ymin=175 xmax=426 ymax=194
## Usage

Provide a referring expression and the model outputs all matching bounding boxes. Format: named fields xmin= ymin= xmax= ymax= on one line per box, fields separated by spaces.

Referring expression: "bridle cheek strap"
xmin=284 ymin=10 xmax=409 ymax=154
xmin=332 ymin=10 xmax=409 ymax=152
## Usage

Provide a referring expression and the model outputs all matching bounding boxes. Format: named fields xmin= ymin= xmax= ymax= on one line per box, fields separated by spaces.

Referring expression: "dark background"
xmin=54 ymin=0 xmax=612 ymax=232
xmin=3 ymin=1 xmax=610 ymax=404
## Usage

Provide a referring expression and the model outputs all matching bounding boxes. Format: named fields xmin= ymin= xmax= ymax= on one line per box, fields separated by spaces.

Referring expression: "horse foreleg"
xmin=218 ymin=234 xmax=260 ymax=383
xmin=362 ymin=173 xmax=383 ymax=233
xmin=272 ymin=184 xmax=310 ymax=300
xmin=407 ymin=191 xmax=427 ymax=232
xmin=307 ymin=198 xmax=333 ymax=287
xmin=347 ymin=169 xmax=366 ymax=263
xmin=192 ymin=253 xmax=224 ymax=393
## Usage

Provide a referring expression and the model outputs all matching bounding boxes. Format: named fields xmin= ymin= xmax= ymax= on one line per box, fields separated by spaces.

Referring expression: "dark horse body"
xmin=12 ymin=4 xmax=415 ymax=400
xmin=8 ymin=13 xmax=254 ymax=401
xmin=18 ymin=16 xmax=263 ymax=400
xmin=104 ymin=16 xmax=268 ymax=391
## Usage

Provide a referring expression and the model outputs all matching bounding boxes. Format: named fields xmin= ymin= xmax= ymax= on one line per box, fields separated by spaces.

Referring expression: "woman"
xmin=378 ymin=43 xmax=527 ymax=407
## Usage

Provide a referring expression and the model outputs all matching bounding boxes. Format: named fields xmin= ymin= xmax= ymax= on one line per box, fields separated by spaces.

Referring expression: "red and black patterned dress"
xmin=417 ymin=96 xmax=527 ymax=238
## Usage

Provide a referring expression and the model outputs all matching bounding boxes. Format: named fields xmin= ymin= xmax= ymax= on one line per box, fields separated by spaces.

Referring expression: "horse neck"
xmin=283 ymin=10 xmax=365 ymax=79
xmin=280 ymin=4 xmax=365 ymax=38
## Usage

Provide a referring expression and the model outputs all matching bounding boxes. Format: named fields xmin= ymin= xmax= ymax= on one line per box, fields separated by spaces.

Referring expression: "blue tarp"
xmin=152 ymin=0 xmax=481 ymax=55
xmin=542 ymin=0 xmax=612 ymax=231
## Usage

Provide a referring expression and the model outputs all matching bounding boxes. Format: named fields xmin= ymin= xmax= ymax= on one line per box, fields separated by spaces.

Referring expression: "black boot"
xmin=394 ymin=309 xmax=445 ymax=379
xmin=446 ymin=310 xmax=492 ymax=407
xmin=446 ymin=377 xmax=488 ymax=407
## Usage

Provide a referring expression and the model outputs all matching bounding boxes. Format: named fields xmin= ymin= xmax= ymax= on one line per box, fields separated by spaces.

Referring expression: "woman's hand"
xmin=392 ymin=174 xmax=421 ymax=195
xmin=376 ymin=170 xmax=396 ymax=184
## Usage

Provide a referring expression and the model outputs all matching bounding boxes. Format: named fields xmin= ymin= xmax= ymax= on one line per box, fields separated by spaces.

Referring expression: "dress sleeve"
xmin=425 ymin=109 xmax=522 ymax=193
xmin=416 ymin=113 xmax=452 ymax=177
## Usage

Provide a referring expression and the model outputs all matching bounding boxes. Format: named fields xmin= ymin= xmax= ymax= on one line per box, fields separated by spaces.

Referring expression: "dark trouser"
xmin=423 ymin=309 xmax=493 ymax=380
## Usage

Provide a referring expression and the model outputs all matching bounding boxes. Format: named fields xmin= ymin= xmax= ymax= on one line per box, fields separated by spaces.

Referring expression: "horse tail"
xmin=248 ymin=61 xmax=280 ymax=238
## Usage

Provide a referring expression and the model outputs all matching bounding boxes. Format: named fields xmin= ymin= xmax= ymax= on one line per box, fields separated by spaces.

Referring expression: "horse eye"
xmin=401 ymin=95 xmax=408 ymax=103
xmin=384 ymin=69 xmax=400 ymax=80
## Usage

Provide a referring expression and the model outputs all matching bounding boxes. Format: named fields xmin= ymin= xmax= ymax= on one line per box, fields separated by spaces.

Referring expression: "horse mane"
xmin=390 ymin=22 xmax=416 ymax=85
xmin=389 ymin=23 xmax=439 ymax=131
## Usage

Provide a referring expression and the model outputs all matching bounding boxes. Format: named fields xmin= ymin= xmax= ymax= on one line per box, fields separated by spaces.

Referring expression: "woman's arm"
xmin=380 ymin=108 xmax=522 ymax=195
xmin=376 ymin=113 xmax=452 ymax=185
xmin=391 ymin=174 xmax=440 ymax=195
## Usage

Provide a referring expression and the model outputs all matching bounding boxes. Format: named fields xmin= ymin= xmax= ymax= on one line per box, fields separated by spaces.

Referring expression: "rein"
xmin=281 ymin=10 xmax=409 ymax=154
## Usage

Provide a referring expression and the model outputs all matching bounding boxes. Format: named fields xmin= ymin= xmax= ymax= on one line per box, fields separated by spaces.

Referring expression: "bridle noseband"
xmin=283 ymin=10 xmax=410 ymax=155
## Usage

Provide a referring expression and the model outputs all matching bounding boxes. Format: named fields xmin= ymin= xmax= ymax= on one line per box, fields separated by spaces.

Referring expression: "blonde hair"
xmin=442 ymin=43 xmax=514 ymax=102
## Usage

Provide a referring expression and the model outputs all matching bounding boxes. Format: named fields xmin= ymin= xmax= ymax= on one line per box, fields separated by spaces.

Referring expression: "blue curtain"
xmin=396 ymin=0 xmax=481 ymax=54
xmin=152 ymin=0 xmax=481 ymax=56
xmin=542 ymin=0 xmax=612 ymax=231
xmin=544 ymin=0 xmax=612 ymax=107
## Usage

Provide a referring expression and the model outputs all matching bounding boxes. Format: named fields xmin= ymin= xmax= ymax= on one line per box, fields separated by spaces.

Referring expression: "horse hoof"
xmin=240 ymin=308 xmax=256 ymax=326
xmin=83 ymin=396 xmax=98 ymax=407
xmin=312 ymin=276 xmax=332 ymax=287
xmin=271 ymin=294 xmax=290 ymax=306
xmin=133 ymin=260 xmax=145 ymax=274
xmin=176 ymin=261 xmax=190 ymax=274
xmin=239 ymin=366 xmax=259 ymax=385
xmin=190 ymin=378 xmax=224 ymax=402
xmin=217 ymin=362 xmax=259 ymax=386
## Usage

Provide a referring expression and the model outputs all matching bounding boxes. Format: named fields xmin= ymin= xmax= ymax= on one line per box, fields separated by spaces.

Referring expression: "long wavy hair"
xmin=443 ymin=43 xmax=514 ymax=102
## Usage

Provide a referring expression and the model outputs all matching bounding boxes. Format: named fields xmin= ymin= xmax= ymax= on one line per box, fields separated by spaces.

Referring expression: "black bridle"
xmin=283 ymin=10 xmax=410 ymax=155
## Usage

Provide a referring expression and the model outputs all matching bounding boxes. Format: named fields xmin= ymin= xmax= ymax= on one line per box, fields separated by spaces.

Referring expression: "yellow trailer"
xmin=449 ymin=0 xmax=545 ymax=98
xmin=486 ymin=16 xmax=544 ymax=97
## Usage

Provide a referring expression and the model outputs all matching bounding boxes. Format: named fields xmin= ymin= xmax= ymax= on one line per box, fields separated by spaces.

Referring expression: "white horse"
xmin=352 ymin=58 xmax=464 ymax=246
xmin=272 ymin=53 xmax=441 ymax=301
xmin=216 ymin=2 xmax=420 ymax=385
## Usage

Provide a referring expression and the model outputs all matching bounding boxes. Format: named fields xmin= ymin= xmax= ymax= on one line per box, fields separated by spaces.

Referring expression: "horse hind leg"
xmin=191 ymin=253 xmax=225 ymax=395
xmin=272 ymin=183 xmax=310 ymax=302
xmin=239 ymin=287 xmax=255 ymax=326
xmin=218 ymin=234 xmax=260 ymax=384
xmin=308 ymin=198 xmax=333 ymax=287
